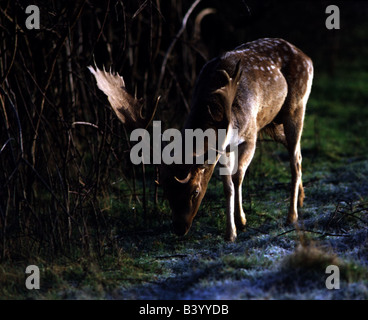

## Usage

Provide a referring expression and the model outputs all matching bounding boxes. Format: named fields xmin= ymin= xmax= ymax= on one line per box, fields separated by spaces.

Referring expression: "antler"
xmin=212 ymin=60 xmax=242 ymax=123
xmin=88 ymin=65 xmax=158 ymax=131
xmin=174 ymin=172 xmax=192 ymax=184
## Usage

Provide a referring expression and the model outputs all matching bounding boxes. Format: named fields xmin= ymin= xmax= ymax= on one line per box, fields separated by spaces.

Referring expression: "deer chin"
xmin=171 ymin=199 xmax=202 ymax=237
xmin=172 ymin=219 xmax=192 ymax=237
xmin=171 ymin=196 xmax=204 ymax=237
xmin=171 ymin=206 xmax=196 ymax=237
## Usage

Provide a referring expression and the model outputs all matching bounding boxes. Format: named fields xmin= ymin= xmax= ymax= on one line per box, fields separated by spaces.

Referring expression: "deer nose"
xmin=172 ymin=220 xmax=190 ymax=237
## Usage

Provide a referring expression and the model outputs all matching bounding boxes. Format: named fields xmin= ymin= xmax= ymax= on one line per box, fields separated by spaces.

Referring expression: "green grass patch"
xmin=0 ymin=253 xmax=167 ymax=299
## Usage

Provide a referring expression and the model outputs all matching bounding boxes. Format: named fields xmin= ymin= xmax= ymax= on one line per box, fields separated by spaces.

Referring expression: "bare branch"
xmin=157 ymin=0 xmax=202 ymax=94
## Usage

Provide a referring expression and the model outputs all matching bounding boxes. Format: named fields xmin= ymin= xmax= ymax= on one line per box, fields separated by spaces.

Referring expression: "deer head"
xmin=159 ymin=164 xmax=211 ymax=236
xmin=160 ymin=62 xmax=242 ymax=236
xmin=89 ymin=61 xmax=242 ymax=237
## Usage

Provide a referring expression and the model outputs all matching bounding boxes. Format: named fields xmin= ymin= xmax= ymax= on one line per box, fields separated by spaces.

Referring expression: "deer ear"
xmin=212 ymin=60 xmax=242 ymax=124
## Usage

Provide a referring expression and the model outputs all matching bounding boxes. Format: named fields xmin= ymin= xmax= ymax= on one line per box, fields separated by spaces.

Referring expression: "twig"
xmin=132 ymin=0 xmax=148 ymax=20
xmin=0 ymin=11 xmax=17 ymax=85
xmin=153 ymin=254 xmax=188 ymax=260
xmin=0 ymin=138 xmax=15 ymax=154
xmin=21 ymin=157 xmax=76 ymax=224
xmin=31 ymin=0 xmax=86 ymax=166
xmin=156 ymin=0 xmax=202 ymax=94
xmin=276 ymin=228 xmax=350 ymax=238
xmin=72 ymin=121 xmax=101 ymax=131
xmin=0 ymin=87 xmax=23 ymax=156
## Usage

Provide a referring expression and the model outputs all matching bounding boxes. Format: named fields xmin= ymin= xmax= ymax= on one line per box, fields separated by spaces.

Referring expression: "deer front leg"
xmin=222 ymin=174 xmax=236 ymax=242
xmin=221 ymin=151 xmax=237 ymax=242
xmin=232 ymin=140 xmax=257 ymax=230
xmin=233 ymin=174 xmax=246 ymax=230
xmin=221 ymin=140 xmax=256 ymax=242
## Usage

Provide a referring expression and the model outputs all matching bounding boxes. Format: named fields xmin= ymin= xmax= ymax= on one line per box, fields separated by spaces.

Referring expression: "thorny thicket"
xmin=0 ymin=0 xmax=214 ymax=260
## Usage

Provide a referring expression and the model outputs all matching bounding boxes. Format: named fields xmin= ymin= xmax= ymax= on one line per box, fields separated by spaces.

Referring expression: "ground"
xmin=112 ymin=158 xmax=368 ymax=300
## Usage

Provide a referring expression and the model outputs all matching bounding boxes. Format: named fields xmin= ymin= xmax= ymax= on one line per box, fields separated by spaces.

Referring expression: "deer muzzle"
xmin=172 ymin=218 xmax=192 ymax=237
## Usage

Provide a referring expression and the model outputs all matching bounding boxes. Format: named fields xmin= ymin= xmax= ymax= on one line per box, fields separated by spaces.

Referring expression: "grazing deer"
xmin=89 ymin=38 xmax=313 ymax=242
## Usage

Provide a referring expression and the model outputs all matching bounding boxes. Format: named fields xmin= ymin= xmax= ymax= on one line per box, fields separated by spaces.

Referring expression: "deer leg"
xmin=263 ymin=120 xmax=306 ymax=221
xmin=283 ymin=107 xmax=305 ymax=225
xmin=298 ymin=178 xmax=305 ymax=207
xmin=221 ymin=151 xmax=237 ymax=242
xmin=232 ymin=140 xmax=256 ymax=230
xmin=221 ymin=139 xmax=256 ymax=242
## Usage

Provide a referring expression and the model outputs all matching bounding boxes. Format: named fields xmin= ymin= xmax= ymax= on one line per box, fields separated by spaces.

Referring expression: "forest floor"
xmin=4 ymin=155 xmax=368 ymax=300
xmin=110 ymin=157 xmax=368 ymax=300
xmin=4 ymin=157 xmax=364 ymax=300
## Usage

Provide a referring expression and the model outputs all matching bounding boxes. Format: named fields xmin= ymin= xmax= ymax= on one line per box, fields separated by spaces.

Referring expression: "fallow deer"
xmin=89 ymin=38 xmax=313 ymax=242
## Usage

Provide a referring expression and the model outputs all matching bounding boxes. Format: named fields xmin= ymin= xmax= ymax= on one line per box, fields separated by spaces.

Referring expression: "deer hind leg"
xmin=283 ymin=105 xmax=305 ymax=225
xmin=263 ymin=119 xmax=305 ymax=223
xmin=263 ymin=121 xmax=304 ymax=221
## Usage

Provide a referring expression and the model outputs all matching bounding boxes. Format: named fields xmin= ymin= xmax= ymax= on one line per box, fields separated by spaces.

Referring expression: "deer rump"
xmin=89 ymin=38 xmax=313 ymax=242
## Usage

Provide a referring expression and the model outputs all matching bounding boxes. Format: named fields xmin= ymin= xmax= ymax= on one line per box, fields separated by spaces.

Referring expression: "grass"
xmin=280 ymin=243 xmax=368 ymax=287
xmin=303 ymin=70 xmax=368 ymax=159
xmin=281 ymin=244 xmax=341 ymax=273
xmin=0 ymin=253 xmax=168 ymax=299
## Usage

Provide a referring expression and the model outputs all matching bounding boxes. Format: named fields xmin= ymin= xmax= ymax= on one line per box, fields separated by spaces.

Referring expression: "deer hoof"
xmin=286 ymin=214 xmax=298 ymax=225
xmin=225 ymin=230 xmax=237 ymax=242
xmin=235 ymin=216 xmax=247 ymax=230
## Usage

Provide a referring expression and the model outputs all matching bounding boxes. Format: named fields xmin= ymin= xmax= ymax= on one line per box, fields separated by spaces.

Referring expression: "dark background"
xmin=1 ymin=0 xmax=367 ymax=260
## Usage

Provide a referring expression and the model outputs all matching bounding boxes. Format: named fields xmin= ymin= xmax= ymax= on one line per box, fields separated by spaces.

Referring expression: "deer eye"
xmin=191 ymin=188 xmax=200 ymax=199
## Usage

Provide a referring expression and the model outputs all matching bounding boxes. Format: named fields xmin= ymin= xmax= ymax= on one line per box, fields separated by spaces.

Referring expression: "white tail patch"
xmin=302 ymin=63 xmax=314 ymax=108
